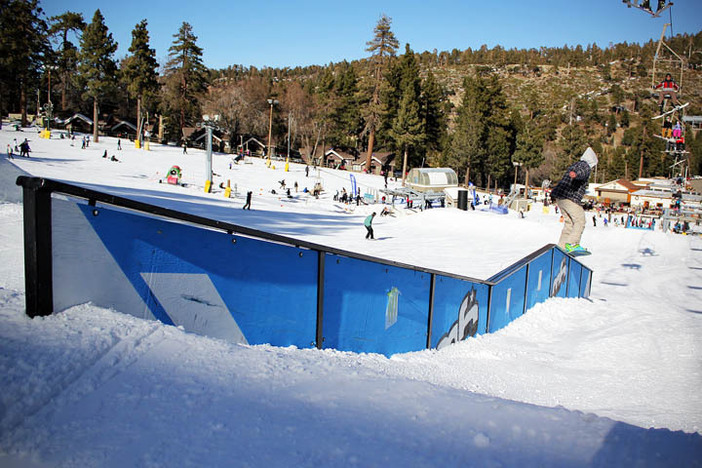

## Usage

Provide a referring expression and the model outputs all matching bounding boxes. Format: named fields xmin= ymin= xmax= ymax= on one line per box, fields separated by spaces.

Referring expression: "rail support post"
xmin=18 ymin=177 xmax=53 ymax=317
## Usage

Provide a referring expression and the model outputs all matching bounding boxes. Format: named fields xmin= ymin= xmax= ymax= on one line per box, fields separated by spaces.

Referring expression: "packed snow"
xmin=0 ymin=126 xmax=700 ymax=467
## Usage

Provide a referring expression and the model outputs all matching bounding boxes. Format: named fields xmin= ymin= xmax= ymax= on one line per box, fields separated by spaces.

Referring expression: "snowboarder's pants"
xmin=365 ymin=225 xmax=374 ymax=239
xmin=658 ymin=90 xmax=680 ymax=107
xmin=556 ymin=198 xmax=585 ymax=249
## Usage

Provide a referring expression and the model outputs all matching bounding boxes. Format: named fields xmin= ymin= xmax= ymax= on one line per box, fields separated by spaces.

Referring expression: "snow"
xmin=0 ymin=127 xmax=701 ymax=467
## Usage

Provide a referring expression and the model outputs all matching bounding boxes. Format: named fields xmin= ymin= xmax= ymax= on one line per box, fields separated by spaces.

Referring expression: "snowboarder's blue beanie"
xmin=580 ymin=147 xmax=598 ymax=169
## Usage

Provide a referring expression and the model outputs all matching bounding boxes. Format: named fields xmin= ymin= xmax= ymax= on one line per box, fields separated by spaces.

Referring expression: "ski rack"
xmin=16 ymin=176 xmax=593 ymax=356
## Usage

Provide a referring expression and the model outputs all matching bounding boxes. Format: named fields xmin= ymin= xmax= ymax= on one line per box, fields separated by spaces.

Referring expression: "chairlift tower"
xmin=651 ymin=23 xmax=686 ymax=104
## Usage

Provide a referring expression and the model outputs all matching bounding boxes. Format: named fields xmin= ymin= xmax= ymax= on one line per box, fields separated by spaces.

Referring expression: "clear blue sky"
xmin=41 ymin=0 xmax=702 ymax=70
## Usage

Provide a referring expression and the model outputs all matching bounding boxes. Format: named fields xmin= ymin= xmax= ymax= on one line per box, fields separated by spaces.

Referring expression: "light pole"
xmin=512 ymin=160 xmax=523 ymax=196
xmin=267 ymin=98 xmax=278 ymax=163
xmin=201 ymin=114 xmax=220 ymax=192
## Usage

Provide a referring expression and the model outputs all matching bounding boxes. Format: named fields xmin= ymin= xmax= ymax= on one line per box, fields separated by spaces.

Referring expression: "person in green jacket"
xmin=364 ymin=212 xmax=376 ymax=240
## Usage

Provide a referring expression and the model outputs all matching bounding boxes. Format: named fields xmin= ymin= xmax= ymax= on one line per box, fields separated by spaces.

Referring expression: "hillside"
xmin=208 ymin=31 xmax=702 ymax=188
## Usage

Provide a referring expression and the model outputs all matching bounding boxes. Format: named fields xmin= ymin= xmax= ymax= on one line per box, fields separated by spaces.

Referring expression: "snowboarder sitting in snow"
xmin=654 ymin=73 xmax=681 ymax=113
xmin=550 ymin=147 xmax=598 ymax=255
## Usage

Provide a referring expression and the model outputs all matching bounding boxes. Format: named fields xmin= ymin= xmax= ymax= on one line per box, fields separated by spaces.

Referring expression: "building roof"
xmin=596 ymin=179 xmax=641 ymax=192
xmin=110 ymin=120 xmax=137 ymax=132
xmin=359 ymin=152 xmax=395 ymax=166
xmin=54 ymin=113 xmax=93 ymax=126
xmin=324 ymin=149 xmax=355 ymax=161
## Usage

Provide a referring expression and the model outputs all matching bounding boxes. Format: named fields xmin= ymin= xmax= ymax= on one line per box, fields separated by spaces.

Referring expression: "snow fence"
xmin=17 ymin=176 xmax=592 ymax=357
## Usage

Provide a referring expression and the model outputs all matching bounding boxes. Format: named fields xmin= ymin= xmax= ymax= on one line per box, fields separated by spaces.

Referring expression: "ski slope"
xmin=0 ymin=127 xmax=700 ymax=467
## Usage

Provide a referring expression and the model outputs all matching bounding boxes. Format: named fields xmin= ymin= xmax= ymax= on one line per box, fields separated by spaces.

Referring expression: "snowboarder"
xmin=19 ymin=139 xmax=30 ymax=157
xmin=243 ymin=191 xmax=252 ymax=210
xmin=672 ymin=120 xmax=683 ymax=139
xmin=117 ymin=139 xmax=122 ymax=150
xmin=364 ymin=212 xmax=376 ymax=239
xmin=182 ymin=141 xmax=187 ymax=154
xmin=654 ymin=73 xmax=681 ymax=113
xmin=550 ymin=147 xmax=598 ymax=255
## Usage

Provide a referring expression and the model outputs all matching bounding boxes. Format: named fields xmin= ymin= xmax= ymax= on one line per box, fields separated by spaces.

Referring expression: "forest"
xmin=1 ymin=0 xmax=701 ymax=190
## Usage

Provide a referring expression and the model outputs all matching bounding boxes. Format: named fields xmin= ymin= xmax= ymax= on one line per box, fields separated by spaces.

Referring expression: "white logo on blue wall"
xmin=436 ymin=288 xmax=480 ymax=349
xmin=551 ymin=257 xmax=568 ymax=297
xmin=386 ymin=286 xmax=400 ymax=329
xmin=141 ymin=272 xmax=248 ymax=344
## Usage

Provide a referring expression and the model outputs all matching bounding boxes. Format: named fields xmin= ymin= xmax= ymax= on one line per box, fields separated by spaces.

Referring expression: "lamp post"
xmin=201 ymin=114 xmax=220 ymax=192
xmin=512 ymin=160 xmax=523 ymax=196
xmin=267 ymin=98 xmax=278 ymax=162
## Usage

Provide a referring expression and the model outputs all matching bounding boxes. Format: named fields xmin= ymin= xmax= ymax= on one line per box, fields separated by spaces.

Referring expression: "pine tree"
xmin=482 ymin=74 xmax=514 ymax=189
xmin=329 ymin=61 xmax=361 ymax=149
xmin=390 ymin=83 xmax=424 ymax=184
xmin=0 ymin=0 xmax=49 ymax=126
xmin=449 ymin=75 xmax=488 ymax=185
xmin=78 ymin=9 xmax=118 ymax=142
xmin=512 ymin=117 xmax=544 ymax=191
xmin=383 ymin=44 xmax=420 ymax=148
xmin=162 ymin=22 xmax=208 ymax=140
xmin=122 ymin=19 xmax=159 ymax=145
xmin=554 ymin=124 xmax=589 ymax=180
xmin=363 ymin=14 xmax=398 ymax=171
xmin=420 ymin=70 xmax=448 ymax=158
xmin=449 ymin=72 xmax=514 ymax=188
xmin=49 ymin=12 xmax=85 ymax=111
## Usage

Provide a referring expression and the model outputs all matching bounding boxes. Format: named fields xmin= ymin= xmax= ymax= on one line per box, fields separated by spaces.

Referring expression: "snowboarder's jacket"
xmin=364 ymin=214 xmax=374 ymax=227
xmin=655 ymin=78 xmax=679 ymax=91
xmin=550 ymin=160 xmax=592 ymax=205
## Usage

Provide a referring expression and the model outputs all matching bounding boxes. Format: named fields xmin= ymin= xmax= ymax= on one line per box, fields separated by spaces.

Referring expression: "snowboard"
xmin=568 ymin=249 xmax=592 ymax=257
xmin=652 ymin=102 xmax=689 ymax=120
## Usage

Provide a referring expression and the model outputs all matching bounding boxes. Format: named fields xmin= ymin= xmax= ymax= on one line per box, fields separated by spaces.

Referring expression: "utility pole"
xmin=201 ymin=114 xmax=220 ymax=192
xmin=266 ymin=98 xmax=278 ymax=164
xmin=639 ymin=126 xmax=647 ymax=180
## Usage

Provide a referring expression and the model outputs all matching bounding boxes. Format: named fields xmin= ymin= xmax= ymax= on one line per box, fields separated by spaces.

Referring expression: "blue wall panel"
xmin=551 ymin=249 xmax=569 ymax=298
xmin=79 ymin=204 xmax=318 ymax=348
xmin=567 ymin=260 xmax=583 ymax=298
xmin=580 ymin=268 xmax=592 ymax=298
xmin=49 ymin=196 xmax=594 ymax=356
xmin=525 ymin=251 xmax=553 ymax=311
xmin=431 ymin=275 xmax=490 ymax=349
xmin=322 ymin=254 xmax=430 ymax=356
xmin=488 ymin=266 xmax=528 ymax=333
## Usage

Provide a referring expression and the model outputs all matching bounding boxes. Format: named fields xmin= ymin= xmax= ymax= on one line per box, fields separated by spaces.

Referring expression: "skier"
xmin=6 ymin=144 xmax=13 ymax=159
xmin=364 ymin=212 xmax=376 ymax=240
xmin=654 ymin=73 xmax=681 ymax=113
xmin=550 ymin=147 xmax=598 ymax=255
xmin=117 ymin=139 xmax=122 ymax=150
xmin=243 ymin=191 xmax=252 ymax=210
